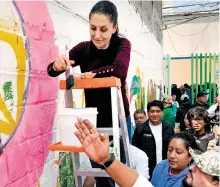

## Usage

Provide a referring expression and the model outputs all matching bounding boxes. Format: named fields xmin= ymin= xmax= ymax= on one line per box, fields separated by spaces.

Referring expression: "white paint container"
xmin=57 ymin=108 xmax=98 ymax=146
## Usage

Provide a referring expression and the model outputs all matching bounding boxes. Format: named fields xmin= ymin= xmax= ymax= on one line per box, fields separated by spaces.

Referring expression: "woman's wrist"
xmin=101 ymin=154 xmax=111 ymax=165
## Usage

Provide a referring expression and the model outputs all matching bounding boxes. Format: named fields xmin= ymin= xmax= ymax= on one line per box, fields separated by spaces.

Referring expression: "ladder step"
xmin=59 ymin=77 xmax=121 ymax=90
xmin=98 ymin=128 xmax=121 ymax=136
xmin=75 ymin=168 xmax=109 ymax=177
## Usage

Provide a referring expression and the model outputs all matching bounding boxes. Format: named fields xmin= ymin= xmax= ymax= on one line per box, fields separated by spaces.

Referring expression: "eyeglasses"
xmin=191 ymin=119 xmax=204 ymax=123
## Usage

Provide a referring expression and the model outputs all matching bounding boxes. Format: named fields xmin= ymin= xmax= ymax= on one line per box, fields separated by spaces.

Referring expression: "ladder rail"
xmin=60 ymin=77 xmax=131 ymax=187
xmin=73 ymin=152 xmax=83 ymax=187
xmin=117 ymin=90 xmax=132 ymax=167
xmin=111 ymin=87 xmax=121 ymax=161
xmin=75 ymin=168 xmax=109 ymax=177
xmin=64 ymin=69 xmax=74 ymax=108
xmin=64 ymin=70 xmax=81 ymax=187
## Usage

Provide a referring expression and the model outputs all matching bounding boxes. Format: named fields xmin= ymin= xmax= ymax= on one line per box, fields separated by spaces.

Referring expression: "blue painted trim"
xmin=172 ymin=56 xmax=205 ymax=60
xmin=163 ymin=55 xmax=219 ymax=60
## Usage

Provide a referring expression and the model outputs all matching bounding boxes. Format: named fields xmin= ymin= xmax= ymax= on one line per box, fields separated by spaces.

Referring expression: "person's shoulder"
xmin=162 ymin=122 xmax=174 ymax=132
xmin=162 ymin=121 xmax=172 ymax=127
xmin=118 ymin=37 xmax=131 ymax=47
xmin=177 ymin=106 xmax=182 ymax=112
xmin=131 ymin=145 xmax=148 ymax=159
xmin=157 ymin=159 xmax=169 ymax=167
xmin=76 ymin=41 xmax=90 ymax=48
xmin=154 ymin=160 xmax=169 ymax=173
xmin=167 ymin=107 xmax=174 ymax=113
xmin=135 ymin=121 xmax=149 ymax=132
xmin=205 ymin=103 xmax=210 ymax=108
xmin=119 ymin=37 xmax=131 ymax=43
xmin=135 ymin=123 xmax=144 ymax=130
xmin=163 ymin=108 xmax=168 ymax=113
xmin=69 ymin=41 xmax=90 ymax=53
xmin=190 ymin=103 xmax=196 ymax=108
xmin=133 ymin=125 xmax=142 ymax=135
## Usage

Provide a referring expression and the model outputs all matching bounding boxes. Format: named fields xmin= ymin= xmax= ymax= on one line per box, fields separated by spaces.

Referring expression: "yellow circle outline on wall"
xmin=0 ymin=30 xmax=26 ymax=135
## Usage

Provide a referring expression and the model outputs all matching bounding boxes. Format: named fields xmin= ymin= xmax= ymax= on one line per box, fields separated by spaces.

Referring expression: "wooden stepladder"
xmin=49 ymin=76 xmax=132 ymax=187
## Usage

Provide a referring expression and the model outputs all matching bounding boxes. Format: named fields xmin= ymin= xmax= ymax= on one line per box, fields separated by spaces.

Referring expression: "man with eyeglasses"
xmin=132 ymin=100 xmax=174 ymax=179
xmin=186 ymin=107 xmax=213 ymax=152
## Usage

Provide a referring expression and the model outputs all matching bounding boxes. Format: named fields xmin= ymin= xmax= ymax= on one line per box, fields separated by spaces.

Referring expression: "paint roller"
xmin=66 ymin=74 xmax=74 ymax=90
xmin=64 ymin=45 xmax=75 ymax=90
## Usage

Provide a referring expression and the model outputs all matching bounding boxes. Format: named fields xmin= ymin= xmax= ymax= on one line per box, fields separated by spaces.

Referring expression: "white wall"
xmin=47 ymin=0 xmax=163 ymax=116
xmin=163 ymin=15 xmax=219 ymax=87
xmin=0 ymin=1 xmax=163 ymax=186
xmin=163 ymin=16 xmax=219 ymax=56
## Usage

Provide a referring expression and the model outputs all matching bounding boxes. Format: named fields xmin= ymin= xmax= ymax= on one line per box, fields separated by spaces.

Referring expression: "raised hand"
xmin=53 ymin=55 xmax=75 ymax=71
xmin=74 ymin=118 xmax=110 ymax=165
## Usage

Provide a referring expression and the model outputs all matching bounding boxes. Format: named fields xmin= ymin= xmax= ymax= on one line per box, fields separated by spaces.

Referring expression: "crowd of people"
xmin=75 ymin=115 xmax=219 ymax=187
xmin=130 ymin=83 xmax=219 ymax=186
xmin=76 ymin=85 xmax=219 ymax=187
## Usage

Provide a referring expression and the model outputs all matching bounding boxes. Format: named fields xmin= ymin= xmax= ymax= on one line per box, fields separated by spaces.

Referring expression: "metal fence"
xmin=164 ymin=53 xmax=219 ymax=104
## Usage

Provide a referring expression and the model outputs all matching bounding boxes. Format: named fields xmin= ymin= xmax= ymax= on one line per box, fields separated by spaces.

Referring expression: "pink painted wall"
xmin=0 ymin=1 xmax=58 ymax=186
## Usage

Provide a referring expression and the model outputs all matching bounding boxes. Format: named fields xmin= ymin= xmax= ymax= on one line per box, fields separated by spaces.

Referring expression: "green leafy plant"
xmin=58 ymin=152 xmax=75 ymax=187
xmin=2 ymin=81 xmax=14 ymax=112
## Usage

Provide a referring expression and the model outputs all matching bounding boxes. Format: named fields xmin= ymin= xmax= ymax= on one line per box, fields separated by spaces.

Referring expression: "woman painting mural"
xmin=47 ymin=1 xmax=131 ymax=186
xmin=47 ymin=1 xmax=131 ymax=139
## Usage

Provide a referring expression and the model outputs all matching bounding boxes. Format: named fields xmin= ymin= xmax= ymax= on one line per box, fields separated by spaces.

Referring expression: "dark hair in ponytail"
xmin=89 ymin=1 xmax=119 ymax=37
xmin=169 ymin=132 xmax=200 ymax=165
xmin=169 ymin=132 xmax=199 ymax=152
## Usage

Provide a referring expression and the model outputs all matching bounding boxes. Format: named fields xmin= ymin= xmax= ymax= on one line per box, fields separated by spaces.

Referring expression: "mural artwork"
xmin=0 ymin=1 xmax=58 ymax=187
xmin=0 ymin=1 xmax=163 ymax=187
xmin=130 ymin=67 xmax=146 ymax=110
xmin=129 ymin=67 xmax=158 ymax=111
